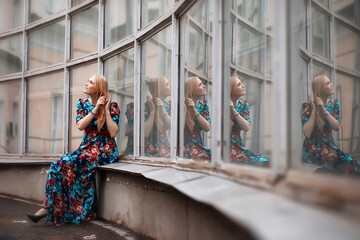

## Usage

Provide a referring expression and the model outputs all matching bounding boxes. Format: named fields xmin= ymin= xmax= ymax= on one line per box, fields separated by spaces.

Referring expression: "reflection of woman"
xmin=184 ymin=77 xmax=211 ymax=161
xmin=229 ymin=77 xmax=270 ymax=166
xmin=302 ymin=75 xmax=359 ymax=175
xmin=125 ymin=77 xmax=171 ymax=157
xmin=28 ymin=74 xmax=120 ymax=225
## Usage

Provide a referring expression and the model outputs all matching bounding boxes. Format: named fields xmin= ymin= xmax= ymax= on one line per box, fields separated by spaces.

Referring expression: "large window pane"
xmin=0 ymin=80 xmax=22 ymax=154
xmin=28 ymin=21 xmax=65 ymax=70
xmin=27 ymin=72 xmax=64 ymax=154
xmin=234 ymin=0 xmax=262 ymax=28
xmin=71 ymin=5 xmax=98 ymax=59
xmin=104 ymin=49 xmax=134 ymax=156
xmin=334 ymin=0 xmax=360 ymax=26
xmin=0 ymin=35 xmax=22 ymax=75
xmin=335 ymin=22 xmax=360 ymax=72
xmin=141 ymin=0 xmax=171 ymax=27
xmin=313 ymin=63 xmax=330 ymax=78
xmin=299 ymin=0 xmax=307 ymax=49
xmin=180 ymin=0 xmax=212 ymax=161
xmin=69 ymin=63 xmax=98 ymax=152
xmin=312 ymin=7 xmax=330 ymax=60
xmin=72 ymin=0 xmax=86 ymax=6
xmin=29 ymin=0 xmax=65 ymax=23
xmin=141 ymin=26 xmax=172 ymax=158
xmin=104 ymin=0 xmax=134 ymax=47
xmin=0 ymin=0 xmax=24 ymax=32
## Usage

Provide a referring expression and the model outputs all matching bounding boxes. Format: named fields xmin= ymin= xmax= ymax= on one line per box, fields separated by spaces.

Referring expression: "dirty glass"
xmin=29 ymin=0 xmax=65 ymax=23
xmin=0 ymin=34 xmax=22 ymax=76
xmin=0 ymin=0 xmax=24 ymax=32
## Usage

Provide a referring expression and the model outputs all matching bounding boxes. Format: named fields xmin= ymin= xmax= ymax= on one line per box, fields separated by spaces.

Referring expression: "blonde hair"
xmin=230 ymin=76 xmax=238 ymax=99
xmin=93 ymin=74 xmax=108 ymax=131
xmin=149 ymin=76 xmax=168 ymax=132
xmin=184 ymin=77 xmax=200 ymax=132
xmin=312 ymin=75 xmax=327 ymax=132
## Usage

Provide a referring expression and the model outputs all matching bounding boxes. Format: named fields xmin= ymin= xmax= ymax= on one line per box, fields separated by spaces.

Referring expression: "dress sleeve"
xmin=241 ymin=101 xmax=251 ymax=123
xmin=144 ymin=102 xmax=150 ymax=122
xmin=301 ymin=102 xmax=311 ymax=127
xmin=76 ymin=99 xmax=86 ymax=123
xmin=333 ymin=99 xmax=341 ymax=123
xmin=125 ymin=102 xmax=134 ymax=132
xmin=201 ymin=101 xmax=211 ymax=123
xmin=164 ymin=100 xmax=171 ymax=116
xmin=110 ymin=102 xmax=120 ymax=128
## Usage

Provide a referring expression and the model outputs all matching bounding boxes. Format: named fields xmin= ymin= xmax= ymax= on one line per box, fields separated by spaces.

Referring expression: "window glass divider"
xmin=63 ymin=69 xmax=70 ymax=153
xmin=133 ymin=41 xmax=141 ymax=158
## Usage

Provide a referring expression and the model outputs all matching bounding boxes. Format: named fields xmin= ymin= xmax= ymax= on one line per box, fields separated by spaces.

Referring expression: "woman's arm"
xmin=144 ymin=95 xmax=155 ymax=138
xmin=154 ymin=98 xmax=171 ymax=130
xmin=230 ymin=100 xmax=250 ymax=132
xmin=77 ymin=96 xmax=106 ymax=131
xmin=191 ymin=102 xmax=211 ymax=132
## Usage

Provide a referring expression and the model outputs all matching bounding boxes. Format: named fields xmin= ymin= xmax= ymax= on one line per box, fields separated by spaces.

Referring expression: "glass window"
xmin=0 ymin=0 xmax=24 ymax=32
xmin=234 ymin=0 xmax=262 ymax=28
xmin=299 ymin=0 xmax=307 ymax=49
xmin=104 ymin=49 xmax=134 ymax=156
xmin=27 ymin=71 xmax=64 ymax=154
xmin=28 ymin=21 xmax=65 ymax=70
xmin=104 ymin=0 xmax=134 ymax=48
xmin=312 ymin=7 xmax=330 ymax=60
xmin=141 ymin=0 xmax=172 ymax=27
xmin=0 ymin=80 xmax=22 ymax=154
xmin=29 ymin=0 xmax=66 ymax=23
xmin=72 ymin=0 xmax=86 ymax=6
xmin=335 ymin=22 xmax=360 ymax=72
xmin=316 ymin=0 xmax=329 ymax=8
xmin=335 ymin=73 xmax=360 ymax=161
xmin=313 ymin=63 xmax=330 ymax=78
xmin=69 ymin=63 xmax=98 ymax=152
xmin=0 ymin=34 xmax=22 ymax=75
xmin=141 ymin=26 xmax=172 ymax=158
xmin=180 ymin=0 xmax=212 ymax=161
xmin=334 ymin=0 xmax=360 ymax=25
xmin=71 ymin=5 xmax=98 ymax=59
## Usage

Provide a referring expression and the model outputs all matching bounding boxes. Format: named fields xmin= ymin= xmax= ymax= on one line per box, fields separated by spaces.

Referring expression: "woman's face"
xmin=84 ymin=76 xmax=97 ymax=95
xmin=194 ymin=78 xmax=206 ymax=97
xmin=322 ymin=77 xmax=335 ymax=96
xmin=161 ymin=78 xmax=171 ymax=97
xmin=233 ymin=78 xmax=245 ymax=98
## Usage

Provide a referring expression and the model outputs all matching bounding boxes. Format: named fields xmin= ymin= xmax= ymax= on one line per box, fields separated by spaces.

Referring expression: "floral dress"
xmin=230 ymin=100 xmax=270 ymax=166
xmin=125 ymin=101 xmax=171 ymax=157
xmin=183 ymin=100 xmax=211 ymax=161
xmin=43 ymin=98 xmax=120 ymax=225
xmin=301 ymin=100 xmax=359 ymax=175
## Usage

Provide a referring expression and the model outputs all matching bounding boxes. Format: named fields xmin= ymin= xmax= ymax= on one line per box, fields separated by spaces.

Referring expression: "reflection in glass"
xmin=229 ymin=77 xmax=269 ymax=166
xmin=104 ymin=49 xmax=134 ymax=155
xmin=301 ymin=75 xmax=360 ymax=175
xmin=184 ymin=77 xmax=211 ymax=161
xmin=70 ymin=63 xmax=98 ymax=151
xmin=141 ymin=0 xmax=171 ymax=27
xmin=188 ymin=25 xmax=205 ymax=73
xmin=313 ymin=63 xmax=330 ymax=79
xmin=28 ymin=21 xmax=65 ymax=69
xmin=137 ymin=26 xmax=172 ymax=158
xmin=104 ymin=0 xmax=134 ymax=48
xmin=29 ymin=0 xmax=65 ymax=23
xmin=335 ymin=22 xmax=360 ymax=72
xmin=72 ymin=0 xmax=86 ymax=6
xmin=27 ymin=71 xmax=64 ymax=154
xmin=71 ymin=5 xmax=98 ymax=59
xmin=299 ymin=0 xmax=307 ymax=49
xmin=0 ymin=80 xmax=22 ymax=153
xmin=0 ymin=0 xmax=24 ymax=32
xmin=0 ymin=35 xmax=22 ymax=75
xmin=334 ymin=0 xmax=360 ymax=25
xmin=234 ymin=0 xmax=261 ymax=27
xmin=316 ymin=0 xmax=329 ymax=8
xmin=312 ymin=7 xmax=330 ymax=60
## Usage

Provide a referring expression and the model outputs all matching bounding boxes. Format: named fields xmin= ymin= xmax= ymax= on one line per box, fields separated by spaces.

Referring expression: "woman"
xmin=27 ymin=74 xmax=120 ymax=225
xmin=183 ymin=77 xmax=211 ymax=161
xmin=125 ymin=77 xmax=171 ymax=157
xmin=301 ymin=75 xmax=359 ymax=175
xmin=229 ymin=77 xmax=270 ymax=166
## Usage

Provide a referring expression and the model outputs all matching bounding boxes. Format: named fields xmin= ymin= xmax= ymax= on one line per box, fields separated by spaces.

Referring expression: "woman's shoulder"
xmin=302 ymin=101 xmax=310 ymax=108
xmin=77 ymin=98 xmax=88 ymax=108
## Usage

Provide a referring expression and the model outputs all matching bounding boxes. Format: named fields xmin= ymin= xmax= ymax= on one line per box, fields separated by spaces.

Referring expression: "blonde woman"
xmin=229 ymin=77 xmax=269 ymax=166
xmin=27 ymin=74 xmax=120 ymax=225
xmin=184 ymin=77 xmax=211 ymax=160
xmin=301 ymin=75 xmax=359 ymax=175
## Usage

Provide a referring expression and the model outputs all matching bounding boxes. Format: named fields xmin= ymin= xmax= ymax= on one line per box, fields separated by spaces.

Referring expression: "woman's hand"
xmin=94 ymin=96 xmax=106 ymax=112
xmin=154 ymin=97 xmax=164 ymax=108
xmin=185 ymin=98 xmax=195 ymax=110
xmin=229 ymin=100 xmax=234 ymax=110
xmin=308 ymin=94 xmax=316 ymax=112
xmin=146 ymin=95 xmax=155 ymax=113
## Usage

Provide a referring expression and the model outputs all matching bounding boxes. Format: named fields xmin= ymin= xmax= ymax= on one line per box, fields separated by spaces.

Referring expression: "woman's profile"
xmin=27 ymin=74 xmax=120 ymax=225
xmin=183 ymin=76 xmax=211 ymax=161
xmin=229 ymin=77 xmax=269 ymax=166
xmin=301 ymin=75 xmax=359 ymax=175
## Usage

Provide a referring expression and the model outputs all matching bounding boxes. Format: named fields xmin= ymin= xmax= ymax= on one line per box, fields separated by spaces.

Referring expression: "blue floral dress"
xmin=183 ymin=100 xmax=211 ymax=161
xmin=125 ymin=101 xmax=171 ymax=157
xmin=301 ymin=100 xmax=359 ymax=175
xmin=43 ymin=98 xmax=120 ymax=225
xmin=230 ymin=101 xmax=270 ymax=166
